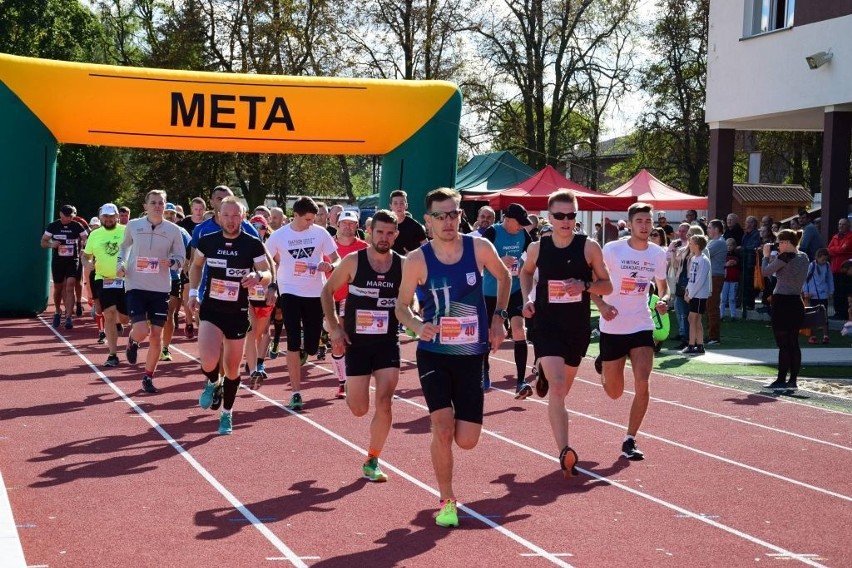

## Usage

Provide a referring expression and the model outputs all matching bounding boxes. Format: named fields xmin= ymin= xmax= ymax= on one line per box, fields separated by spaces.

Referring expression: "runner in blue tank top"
xmin=396 ymin=188 xmax=511 ymax=529
xmin=519 ymin=190 xmax=612 ymax=479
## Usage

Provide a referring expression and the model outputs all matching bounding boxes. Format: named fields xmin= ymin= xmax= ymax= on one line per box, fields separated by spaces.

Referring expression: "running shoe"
xmin=141 ymin=375 xmax=158 ymax=394
xmin=693 ymin=345 xmax=706 ymax=355
xmin=256 ymin=362 xmax=267 ymax=377
xmin=482 ymin=368 xmax=491 ymax=391
xmin=159 ymin=348 xmax=172 ymax=361
xmin=435 ymin=499 xmax=458 ymax=528
xmin=126 ymin=339 xmax=139 ymax=365
xmin=785 ymin=380 xmax=798 ymax=393
xmin=594 ymin=354 xmax=602 ymax=375
xmin=317 ymin=344 xmax=327 ymax=360
xmin=104 ymin=354 xmax=120 ymax=368
xmin=52 ymin=313 xmax=61 ymax=328
xmin=621 ymin=438 xmax=644 ymax=461
xmin=76 ymin=302 xmax=83 ymax=317
xmin=514 ymin=383 xmax=533 ymax=400
xmin=335 ymin=382 xmax=346 ymax=399
xmin=287 ymin=393 xmax=303 ymax=410
xmin=706 ymin=339 xmax=720 ymax=345
xmin=218 ymin=412 xmax=233 ymax=435
xmin=199 ymin=380 xmax=220 ymax=409
xmin=764 ymin=379 xmax=787 ymax=391
xmin=116 ymin=323 xmax=124 ymax=335
xmin=680 ymin=345 xmax=696 ymax=355
xmin=559 ymin=446 xmax=579 ymax=478
xmin=249 ymin=369 xmax=265 ymax=391
xmin=269 ymin=340 xmax=280 ymax=359
xmin=64 ymin=316 xmax=73 ymax=330
xmin=185 ymin=323 xmax=194 ymax=340
xmin=535 ymin=362 xmax=549 ymax=398
xmin=362 ymin=457 xmax=388 ymax=482
xmin=300 ymin=350 xmax=308 ymax=365
xmin=97 ymin=331 xmax=106 ymax=344
xmin=211 ymin=382 xmax=224 ymax=410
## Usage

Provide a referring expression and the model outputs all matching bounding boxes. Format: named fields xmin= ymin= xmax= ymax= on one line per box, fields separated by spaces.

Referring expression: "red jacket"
xmin=827 ymin=231 xmax=852 ymax=273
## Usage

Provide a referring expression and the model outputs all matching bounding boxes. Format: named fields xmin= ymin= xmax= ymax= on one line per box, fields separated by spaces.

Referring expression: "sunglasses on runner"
xmin=252 ymin=223 xmax=267 ymax=231
xmin=549 ymin=211 xmax=577 ymax=221
xmin=429 ymin=209 xmax=462 ymax=221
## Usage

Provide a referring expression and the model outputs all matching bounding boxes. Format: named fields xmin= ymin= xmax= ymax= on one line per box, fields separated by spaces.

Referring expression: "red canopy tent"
xmin=608 ymin=169 xmax=708 ymax=210
xmin=464 ymin=165 xmax=636 ymax=211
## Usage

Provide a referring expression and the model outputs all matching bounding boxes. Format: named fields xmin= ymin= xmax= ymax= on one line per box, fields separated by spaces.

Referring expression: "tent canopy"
xmin=609 ymin=169 xmax=708 ymax=210
xmin=465 ymin=165 xmax=636 ymax=212
xmin=455 ymin=151 xmax=536 ymax=193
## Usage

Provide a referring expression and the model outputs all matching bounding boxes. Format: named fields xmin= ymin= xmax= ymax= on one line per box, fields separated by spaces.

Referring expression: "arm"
xmin=476 ymin=237 xmax=510 ymax=352
xmin=40 ymin=231 xmax=58 ymax=250
xmin=395 ymin=250 xmax=439 ymax=340
xmin=116 ymin=224 xmax=133 ymax=277
xmin=584 ymin=239 xmax=613 ymax=297
xmin=520 ymin=241 xmax=539 ymax=318
xmin=168 ymin=230 xmax=187 ymax=272
xmin=321 ymin=253 xmax=356 ymax=348
xmin=186 ymin=248 xmax=206 ymax=313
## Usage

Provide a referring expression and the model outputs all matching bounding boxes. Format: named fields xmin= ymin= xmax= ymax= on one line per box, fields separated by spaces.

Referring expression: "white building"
xmin=706 ymin=0 xmax=852 ymax=243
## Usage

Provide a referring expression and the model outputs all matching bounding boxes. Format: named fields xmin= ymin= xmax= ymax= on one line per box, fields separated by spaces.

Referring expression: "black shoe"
xmin=317 ymin=344 xmax=327 ymax=360
xmin=210 ymin=382 xmax=224 ymax=410
xmin=141 ymin=375 xmax=158 ymax=393
xmin=52 ymin=313 xmax=61 ymax=328
xmin=678 ymin=341 xmax=689 ymax=350
xmin=785 ymin=380 xmax=798 ymax=393
xmin=64 ymin=316 xmax=73 ymax=330
xmin=116 ymin=323 xmax=124 ymax=334
xmin=76 ymin=302 xmax=83 ymax=317
xmin=680 ymin=345 xmax=696 ymax=355
xmin=621 ymin=438 xmax=644 ymax=461
xmin=514 ymin=383 xmax=533 ymax=400
xmin=535 ymin=362 xmax=549 ymax=398
xmin=97 ymin=331 xmax=106 ymax=344
xmin=104 ymin=354 xmax=119 ymax=368
xmin=594 ymin=355 xmax=602 ymax=375
xmin=765 ymin=379 xmax=787 ymax=391
xmin=693 ymin=345 xmax=705 ymax=354
xmin=126 ymin=340 xmax=138 ymax=364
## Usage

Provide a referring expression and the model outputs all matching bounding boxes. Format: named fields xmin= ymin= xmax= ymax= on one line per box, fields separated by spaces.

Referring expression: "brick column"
xmin=708 ymin=128 xmax=735 ymax=220
xmin=821 ymin=111 xmax=852 ymax=245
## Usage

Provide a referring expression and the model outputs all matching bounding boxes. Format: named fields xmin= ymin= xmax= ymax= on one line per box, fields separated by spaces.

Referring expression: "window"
xmin=744 ymin=0 xmax=795 ymax=36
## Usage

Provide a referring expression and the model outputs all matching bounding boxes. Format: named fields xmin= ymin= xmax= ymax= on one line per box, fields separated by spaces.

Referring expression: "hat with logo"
xmin=100 ymin=203 xmax=119 ymax=216
xmin=338 ymin=210 xmax=359 ymax=224
xmin=89 ymin=216 xmax=101 ymax=227
xmin=249 ymin=215 xmax=269 ymax=230
xmin=503 ymin=203 xmax=532 ymax=226
xmin=165 ymin=203 xmax=177 ymax=212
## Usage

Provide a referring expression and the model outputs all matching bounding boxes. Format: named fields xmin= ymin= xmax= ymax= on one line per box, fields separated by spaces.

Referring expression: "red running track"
xmin=1 ymin=316 xmax=850 ymax=567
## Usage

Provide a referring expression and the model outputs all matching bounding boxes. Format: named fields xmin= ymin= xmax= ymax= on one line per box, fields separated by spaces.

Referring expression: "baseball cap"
xmin=338 ymin=210 xmax=359 ymax=224
xmin=89 ymin=216 xmax=101 ymax=227
xmin=60 ymin=204 xmax=75 ymax=216
xmin=503 ymin=203 xmax=531 ymax=226
xmin=249 ymin=215 xmax=269 ymax=230
xmin=165 ymin=203 xmax=177 ymax=212
xmin=100 ymin=203 xmax=119 ymax=216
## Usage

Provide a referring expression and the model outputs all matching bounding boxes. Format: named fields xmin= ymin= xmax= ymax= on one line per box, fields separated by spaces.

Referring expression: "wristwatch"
xmin=494 ymin=309 xmax=509 ymax=320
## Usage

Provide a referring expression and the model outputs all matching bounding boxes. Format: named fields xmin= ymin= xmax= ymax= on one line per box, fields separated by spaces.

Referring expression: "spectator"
xmin=827 ymin=218 xmax=852 ymax=320
xmin=724 ymin=213 xmax=744 ymax=245
xmin=798 ymin=210 xmax=825 ymax=261
xmin=682 ymin=235 xmax=711 ymax=354
xmin=738 ymin=216 xmax=761 ymax=310
xmin=657 ymin=213 xmax=674 ymax=237
xmin=617 ymin=219 xmax=629 ymax=238
xmin=685 ymin=209 xmax=707 ymax=233
xmin=705 ymin=219 xmax=726 ymax=344
xmin=470 ymin=205 xmax=495 ymax=237
xmin=802 ymin=248 xmax=834 ymax=344
xmin=721 ymin=238 xmax=740 ymax=321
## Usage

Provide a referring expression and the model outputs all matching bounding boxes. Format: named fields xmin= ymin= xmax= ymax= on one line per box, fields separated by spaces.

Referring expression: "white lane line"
xmin=41 ymin=319 xmax=308 ymax=568
xmin=488 ymin=354 xmax=852 ymax=448
xmin=0 ymin=471 xmax=27 ymax=568
xmin=390 ymin=392 xmax=829 ymax=568
xmin=168 ymin=345 xmax=575 ymax=568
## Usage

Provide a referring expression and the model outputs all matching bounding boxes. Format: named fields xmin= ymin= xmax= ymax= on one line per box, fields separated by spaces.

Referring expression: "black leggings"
xmin=771 ymin=294 xmax=804 ymax=382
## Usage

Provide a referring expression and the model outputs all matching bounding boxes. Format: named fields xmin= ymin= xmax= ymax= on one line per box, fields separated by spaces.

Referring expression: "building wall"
xmin=706 ymin=2 xmax=852 ymax=127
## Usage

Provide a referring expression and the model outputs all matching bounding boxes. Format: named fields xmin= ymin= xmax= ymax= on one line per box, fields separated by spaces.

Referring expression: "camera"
xmin=769 ymin=242 xmax=779 ymax=252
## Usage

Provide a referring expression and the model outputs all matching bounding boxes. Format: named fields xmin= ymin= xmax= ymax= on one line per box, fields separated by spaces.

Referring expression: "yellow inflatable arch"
xmin=0 ymin=53 xmax=461 ymax=314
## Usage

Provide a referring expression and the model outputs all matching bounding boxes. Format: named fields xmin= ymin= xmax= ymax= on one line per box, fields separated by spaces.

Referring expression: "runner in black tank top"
xmin=520 ymin=190 xmax=612 ymax=479
xmin=321 ymin=211 xmax=405 ymax=483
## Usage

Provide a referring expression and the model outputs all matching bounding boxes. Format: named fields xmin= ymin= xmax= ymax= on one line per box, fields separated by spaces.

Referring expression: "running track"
xmin=1 ymin=316 xmax=850 ymax=567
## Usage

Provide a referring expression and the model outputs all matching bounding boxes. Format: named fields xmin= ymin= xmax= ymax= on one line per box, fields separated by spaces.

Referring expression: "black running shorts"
xmin=416 ymin=350 xmax=485 ymax=424
xmin=599 ymin=330 xmax=655 ymax=362
xmin=345 ymin=340 xmax=400 ymax=377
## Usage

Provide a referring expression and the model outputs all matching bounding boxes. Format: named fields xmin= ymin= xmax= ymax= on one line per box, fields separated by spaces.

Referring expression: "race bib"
xmin=619 ymin=276 xmax=649 ymax=296
xmin=102 ymin=277 xmax=124 ymax=289
xmin=293 ymin=260 xmax=318 ymax=278
xmin=338 ymin=299 xmax=346 ymax=317
xmin=248 ymin=285 xmax=266 ymax=302
xmin=209 ymin=278 xmax=240 ymax=301
xmin=510 ymin=258 xmax=520 ymax=277
xmin=135 ymin=257 xmax=161 ymax=273
xmin=58 ymin=244 xmax=75 ymax=257
xmin=439 ymin=316 xmax=479 ymax=345
xmin=355 ymin=309 xmax=389 ymax=334
xmin=548 ymin=280 xmax=581 ymax=303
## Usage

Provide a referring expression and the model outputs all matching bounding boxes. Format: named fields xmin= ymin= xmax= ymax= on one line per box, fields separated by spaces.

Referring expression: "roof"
xmin=609 ymin=169 xmax=708 ymax=210
xmin=455 ymin=151 xmax=536 ymax=193
xmin=572 ymin=135 xmax=636 ymax=159
xmin=732 ymin=184 xmax=812 ymax=203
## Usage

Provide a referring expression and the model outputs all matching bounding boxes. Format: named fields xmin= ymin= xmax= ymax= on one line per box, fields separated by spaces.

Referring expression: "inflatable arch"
xmin=0 ymin=53 xmax=461 ymax=315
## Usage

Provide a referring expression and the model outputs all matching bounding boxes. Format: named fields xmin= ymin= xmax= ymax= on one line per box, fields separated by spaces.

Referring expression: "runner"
xmin=518 ymin=190 xmax=612 ymax=478
xmin=592 ymin=202 xmax=669 ymax=461
xmin=389 ymin=189 xmax=427 ymax=255
xmin=244 ymin=215 xmax=275 ymax=388
xmin=85 ymin=216 xmax=106 ymax=343
xmin=264 ymin=196 xmax=339 ymax=410
xmin=395 ymin=188 xmax=510 ymax=528
xmin=321 ymin=209 xmax=403 ymax=481
xmin=187 ymin=198 xmax=272 ymax=435
xmin=41 ymin=204 xmax=88 ymax=329
xmin=322 ymin=209 xmax=369 ymax=397
xmin=178 ymin=196 xmax=207 ymax=339
xmin=481 ymin=203 xmax=533 ymax=392
xmin=83 ymin=203 xmax=129 ymax=366
xmin=161 ymin=203 xmax=192 ymax=362
xmin=117 ymin=190 xmax=187 ymax=394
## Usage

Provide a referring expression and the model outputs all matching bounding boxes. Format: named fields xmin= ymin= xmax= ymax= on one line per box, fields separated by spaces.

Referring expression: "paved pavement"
xmin=697 ymin=347 xmax=852 ymax=366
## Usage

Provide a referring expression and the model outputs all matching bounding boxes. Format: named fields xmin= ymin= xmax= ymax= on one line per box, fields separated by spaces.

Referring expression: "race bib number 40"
xmin=439 ymin=316 xmax=479 ymax=344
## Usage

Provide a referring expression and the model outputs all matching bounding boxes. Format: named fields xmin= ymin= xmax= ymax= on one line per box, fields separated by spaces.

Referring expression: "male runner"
xmin=41 ymin=204 xmax=88 ymax=329
xmin=396 ymin=188 xmax=510 ymax=528
xmin=265 ymin=197 xmax=339 ymax=410
xmin=519 ymin=190 xmax=612 ymax=477
xmin=117 ymin=190 xmax=186 ymax=394
xmin=178 ymin=196 xmax=207 ymax=339
xmin=321 ymin=209 xmax=402 ymax=481
xmin=592 ymin=202 xmax=669 ymax=461
xmin=188 ymin=198 xmax=272 ymax=435
xmin=161 ymin=203 xmax=192 ymax=361
xmin=389 ymin=190 xmax=427 ymax=255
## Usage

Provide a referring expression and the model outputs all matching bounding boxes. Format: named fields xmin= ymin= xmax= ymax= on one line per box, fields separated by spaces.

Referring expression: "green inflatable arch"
xmin=0 ymin=53 xmax=461 ymax=315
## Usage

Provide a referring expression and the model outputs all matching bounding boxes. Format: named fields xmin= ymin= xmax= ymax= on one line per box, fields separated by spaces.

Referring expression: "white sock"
xmin=332 ymin=354 xmax=346 ymax=382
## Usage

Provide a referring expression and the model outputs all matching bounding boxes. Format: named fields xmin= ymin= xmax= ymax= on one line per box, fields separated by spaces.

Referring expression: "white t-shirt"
xmin=600 ymin=239 xmax=667 ymax=335
xmin=265 ymin=224 xmax=337 ymax=297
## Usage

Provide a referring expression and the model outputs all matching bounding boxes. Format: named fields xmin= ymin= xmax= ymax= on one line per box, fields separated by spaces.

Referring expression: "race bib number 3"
xmin=355 ymin=309 xmax=389 ymax=334
xmin=439 ymin=316 xmax=479 ymax=344
xmin=547 ymin=280 xmax=581 ymax=303
xmin=136 ymin=257 xmax=160 ymax=273
xmin=209 ymin=278 xmax=240 ymax=301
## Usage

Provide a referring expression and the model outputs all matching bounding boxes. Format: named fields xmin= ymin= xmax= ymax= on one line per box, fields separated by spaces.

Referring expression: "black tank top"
xmin=534 ymin=234 xmax=592 ymax=329
xmin=344 ymin=249 xmax=403 ymax=345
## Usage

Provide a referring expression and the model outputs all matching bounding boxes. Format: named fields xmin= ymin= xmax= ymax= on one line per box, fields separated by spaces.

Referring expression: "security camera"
xmin=806 ymin=51 xmax=833 ymax=70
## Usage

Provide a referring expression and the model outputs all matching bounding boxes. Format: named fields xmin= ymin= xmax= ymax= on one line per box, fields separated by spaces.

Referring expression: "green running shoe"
xmin=300 ymin=350 xmax=308 ymax=365
xmin=435 ymin=499 xmax=458 ymax=528
xmin=199 ymin=380 xmax=219 ymax=409
xmin=362 ymin=457 xmax=388 ymax=482
xmin=159 ymin=348 xmax=172 ymax=361
xmin=287 ymin=393 xmax=303 ymax=410
xmin=218 ymin=412 xmax=233 ymax=435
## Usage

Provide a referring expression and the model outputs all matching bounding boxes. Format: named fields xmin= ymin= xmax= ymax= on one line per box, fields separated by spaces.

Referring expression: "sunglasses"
xmin=252 ymin=223 xmax=267 ymax=231
xmin=549 ymin=211 xmax=577 ymax=221
xmin=429 ymin=209 xmax=462 ymax=221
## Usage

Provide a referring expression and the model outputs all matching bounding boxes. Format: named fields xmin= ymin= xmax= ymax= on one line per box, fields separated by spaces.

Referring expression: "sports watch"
xmin=494 ymin=309 xmax=509 ymax=320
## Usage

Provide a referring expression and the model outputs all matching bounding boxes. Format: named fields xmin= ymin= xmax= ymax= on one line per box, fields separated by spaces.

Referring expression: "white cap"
xmin=89 ymin=216 xmax=101 ymax=226
xmin=339 ymin=210 xmax=359 ymax=223
xmin=100 ymin=203 xmax=119 ymax=216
